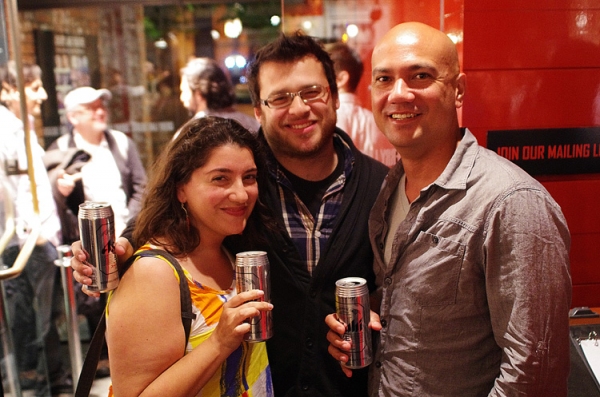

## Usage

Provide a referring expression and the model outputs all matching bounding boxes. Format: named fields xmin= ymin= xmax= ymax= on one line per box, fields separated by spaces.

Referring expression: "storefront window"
xmin=15 ymin=0 xmax=400 ymax=167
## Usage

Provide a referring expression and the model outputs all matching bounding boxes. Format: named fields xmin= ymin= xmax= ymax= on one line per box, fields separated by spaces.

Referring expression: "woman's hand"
xmin=211 ymin=290 xmax=273 ymax=352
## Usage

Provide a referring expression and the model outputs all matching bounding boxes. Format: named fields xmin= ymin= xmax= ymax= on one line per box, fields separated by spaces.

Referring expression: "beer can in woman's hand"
xmin=335 ymin=277 xmax=373 ymax=368
xmin=235 ymin=251 xmax=273 ymax=341
xmin=78 ymin=202 xmax=119 ymax=292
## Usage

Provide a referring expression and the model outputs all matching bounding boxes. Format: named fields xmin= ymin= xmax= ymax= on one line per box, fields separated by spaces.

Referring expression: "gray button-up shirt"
xmin=368 ymin=129 xmax=571 ymax=397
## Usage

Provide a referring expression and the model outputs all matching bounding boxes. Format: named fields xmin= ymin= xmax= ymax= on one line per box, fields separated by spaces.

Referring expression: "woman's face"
xmin=177 ymin=143 xmax=258 ymax=242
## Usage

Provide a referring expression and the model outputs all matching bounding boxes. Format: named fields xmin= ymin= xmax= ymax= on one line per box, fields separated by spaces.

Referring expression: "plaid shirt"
xmin=270 ymin=134 xmax=355 ymax=275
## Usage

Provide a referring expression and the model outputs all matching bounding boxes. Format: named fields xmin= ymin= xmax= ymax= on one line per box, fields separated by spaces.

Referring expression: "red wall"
xmin=461 ymin=0 xmax=600 ymax=307
xmin=367 ymin=0 xmax=600 ymax=307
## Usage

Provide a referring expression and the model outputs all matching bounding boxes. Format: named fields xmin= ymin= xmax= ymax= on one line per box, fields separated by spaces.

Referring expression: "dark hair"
xmin=0 ymin=61 xmax=42 ymax=88
xmin=133 ymin=116 xmax=271 ymax=256
xmin=181 ymin=58 xmax=235 ymax=110
xmin=246 ymin=31 xmax=338 ymax=107
xmin=324 ymin=42 xmax=364 ymax=92
xmin=0 ymin=61 xmax=42 ymax=108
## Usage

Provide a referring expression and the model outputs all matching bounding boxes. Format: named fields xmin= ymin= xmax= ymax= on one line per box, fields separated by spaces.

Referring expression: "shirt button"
xmin=432 ymin=235 xmax=439 ymax=244
xmin=384 ymin=277 xmax=392 ymax=285
xmin=381 ymin=319 xmax=387 ymax=328
xmin=301 ymin=385 xmax=309 ymax=391
xmin=306 ymin=338 xmax=313 ymax=348
xmin=375 ymin=361 xmax=382 ymax=368
xmin=379 ymin=242 xmax=384 ymax=250
xmin=315 ymin=230 xmax=322 ymax=237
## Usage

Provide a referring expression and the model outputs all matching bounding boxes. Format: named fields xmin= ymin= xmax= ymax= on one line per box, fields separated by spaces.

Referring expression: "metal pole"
xmin=0 ymin=280 xmax=22 ymax=397
xmin=55 ymin=245 xmax=83 ymax=388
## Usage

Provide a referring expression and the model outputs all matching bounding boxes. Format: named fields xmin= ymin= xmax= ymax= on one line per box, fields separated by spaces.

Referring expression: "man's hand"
xmin=71 ymin=237 xmax=134 ymax=297
xmin=325 ymin=310 xmax=382 ymax=377
xmin=56 ymin=169 xmax=82 ymax=197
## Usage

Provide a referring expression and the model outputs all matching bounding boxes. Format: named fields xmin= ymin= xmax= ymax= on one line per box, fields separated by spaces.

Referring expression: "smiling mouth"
xmin=224 ymin=207 xmax=247 ymax=216
xmin=390 ymin=113 xmax=417 ymax=120
xmin=289 ymin=121 xmax=313 ymax=130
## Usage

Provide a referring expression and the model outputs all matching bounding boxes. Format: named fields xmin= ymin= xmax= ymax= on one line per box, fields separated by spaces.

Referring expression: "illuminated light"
xmin=239 ymin=76 xmax=247 ymax=84
xmin=342 ymin=33 xmax=349 ymax=42
xmin=346 ymin=24 xmax=359 ymax=38
xmin=225 ymin=55 xmax=247 ymax=69
xmin=446 ymin=32 xmax=463 ymax=44
xmin=302 ymin=20 xmax=312 ymax=30
xmin=224 ymin=18 xmax=243 ymax=39
xmin=211 ymin=29 xmax=220 ymax=40
xmin=154 ymin=38 xmax=167 ymax=49
xmin=225 ymin=56 xmax=236 ymax=69
xmin=576 ymin=12 xmax=588 ymax=29
xmin=270 ymin=15 xmax=281 ymax=26
xmin=235 ymin=55 xmax=246 ymax=68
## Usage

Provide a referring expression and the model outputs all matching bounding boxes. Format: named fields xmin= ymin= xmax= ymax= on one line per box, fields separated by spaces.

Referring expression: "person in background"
xmin=325 ymin=42 xmax=397 ymax=167
xmin=0 ymin=61 xmax=72 ymax=395
xmin=106 ymin=116 xmax=274 ymax=396
xmin=180 ymin=57 xmax=260 ymax=134
xmin=326 ymin=22 xmax=572 ymax=396
xmin=44 ymin=85 xmax=147 ymax=378
xmin=71 ymin=32 xmax=389 ymax=397
xmin=46 ymin=86 xmax=146 ymax=242
xmin=150 ymin=72 xmax=190 ymax=132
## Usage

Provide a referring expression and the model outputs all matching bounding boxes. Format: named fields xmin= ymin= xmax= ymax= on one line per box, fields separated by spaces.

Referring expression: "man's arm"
xmin=485 ymin=188 xmax=571 ymax=396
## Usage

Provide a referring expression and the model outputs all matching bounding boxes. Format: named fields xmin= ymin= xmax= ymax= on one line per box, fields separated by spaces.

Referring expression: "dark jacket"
xmin=245 ymin=128 xmax=389 ymax=397
xmin=44 ymin=129 xmax=146 ymax=244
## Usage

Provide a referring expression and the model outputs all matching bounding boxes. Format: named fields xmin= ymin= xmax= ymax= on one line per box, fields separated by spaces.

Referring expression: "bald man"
xmin=327 ymin=22 xmax=571 ymax=396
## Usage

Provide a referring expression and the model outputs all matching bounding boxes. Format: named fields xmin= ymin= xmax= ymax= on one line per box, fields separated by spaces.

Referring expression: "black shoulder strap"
xmin=75 ymin=249 xmax=195 ymax=397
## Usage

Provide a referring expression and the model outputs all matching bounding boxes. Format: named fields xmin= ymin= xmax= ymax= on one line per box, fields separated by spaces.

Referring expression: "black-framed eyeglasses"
xmin=260 ymin=85 xmax=330 ymax=109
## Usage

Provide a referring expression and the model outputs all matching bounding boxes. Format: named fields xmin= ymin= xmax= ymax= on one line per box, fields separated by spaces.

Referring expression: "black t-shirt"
xmin=280 ymin=144 xmax=344 ymax=218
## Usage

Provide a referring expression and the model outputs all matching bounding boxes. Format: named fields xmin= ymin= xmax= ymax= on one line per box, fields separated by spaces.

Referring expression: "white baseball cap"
xmin=64 ymin=86 xmax=112 ymax=112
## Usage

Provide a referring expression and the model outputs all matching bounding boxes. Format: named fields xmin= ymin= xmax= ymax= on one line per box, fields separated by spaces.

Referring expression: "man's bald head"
xmin=373 ymin=22 xmax=460 ymax=77
xmin=369 ymin=22 xmax=466 ymax=158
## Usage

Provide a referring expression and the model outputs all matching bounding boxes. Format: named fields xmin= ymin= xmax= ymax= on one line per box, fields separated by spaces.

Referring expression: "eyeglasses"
xmin=260 ymin=85 xmax=329 ymax=109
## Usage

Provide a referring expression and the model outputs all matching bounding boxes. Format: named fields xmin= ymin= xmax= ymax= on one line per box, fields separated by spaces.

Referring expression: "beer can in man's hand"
xmin=78 ymin=202 xmax=119 ymax=292
xmin=235 ymin=251 xmax=273 ymax=342
xmin=336 ymin=277 xmax=373 ymax=368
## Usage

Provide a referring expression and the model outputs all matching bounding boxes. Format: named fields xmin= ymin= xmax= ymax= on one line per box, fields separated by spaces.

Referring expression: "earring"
xmin=181 ymin=202 xmax=190 ymax=230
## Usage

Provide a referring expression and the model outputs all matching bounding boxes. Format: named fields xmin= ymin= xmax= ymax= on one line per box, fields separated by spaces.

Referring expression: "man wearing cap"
xmin=46 ymin=86 xmax=146 ymax=243
xmin=45 ymin=86 xmax=146 ymax=377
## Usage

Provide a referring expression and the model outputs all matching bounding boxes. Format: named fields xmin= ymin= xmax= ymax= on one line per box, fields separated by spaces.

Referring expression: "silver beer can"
xmin=335 ymin=277 xmax=373 ymax=368
xmin=78 ymin=202 xmax=119 ymax=292
xmin=235 ymin=251 xmax=273 ymax=342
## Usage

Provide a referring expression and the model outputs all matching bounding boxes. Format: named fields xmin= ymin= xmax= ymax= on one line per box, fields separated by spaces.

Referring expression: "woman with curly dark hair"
xmin=106 ymin=116 xmax=274 ymax=396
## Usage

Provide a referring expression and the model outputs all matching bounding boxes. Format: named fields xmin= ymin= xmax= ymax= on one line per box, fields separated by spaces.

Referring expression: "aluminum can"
xmin=335 ymin=277 xmax=373 ymax=368
xmin=235 ymin=251 xmax=273 ymax=342
xmin=78 ymin=202 xmax=119 ymax=292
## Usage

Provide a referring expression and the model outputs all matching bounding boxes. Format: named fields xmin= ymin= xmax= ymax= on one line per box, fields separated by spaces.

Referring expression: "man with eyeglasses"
xmin=45 ymin=86 xmax=146 ymax=378
xmin=69 ymin=33 xmax=388 ymax=396
xmin=243 ymin=31 xmax=389 ymax=397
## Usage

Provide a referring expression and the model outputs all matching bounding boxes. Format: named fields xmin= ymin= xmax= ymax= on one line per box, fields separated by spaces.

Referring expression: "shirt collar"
xmin=73 ymin=130 xmax=108 ymax=149
xmin=385 ymin=128 xmax=479 ymax=193
xmin=434 ymin=128 xmax=478 ymax=191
